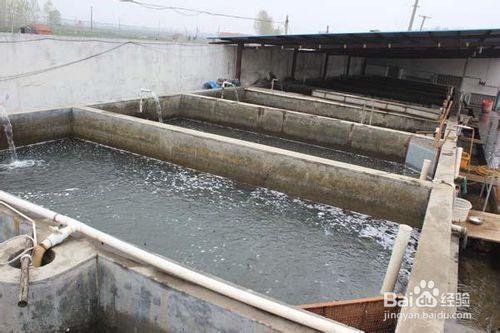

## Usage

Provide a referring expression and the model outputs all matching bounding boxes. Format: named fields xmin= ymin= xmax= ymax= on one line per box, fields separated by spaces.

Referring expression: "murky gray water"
xmin=0 ymin=138 xmax=419 ymax=304
xmin=164 ymin=118 xmax=420 ymax=177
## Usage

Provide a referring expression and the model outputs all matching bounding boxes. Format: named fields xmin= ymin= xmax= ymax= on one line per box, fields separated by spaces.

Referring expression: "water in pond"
xmin=164 ymin=118 xmax=420 ymax=178
xmin=0 ymin=138 xmax=419 ymax=304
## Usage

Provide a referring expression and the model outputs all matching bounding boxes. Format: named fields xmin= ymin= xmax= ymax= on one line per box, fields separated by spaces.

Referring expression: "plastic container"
xmin=482 ymin=99 xmax=493 ymax=113
xmin=452 ymin=198 xmax=472 ymax=222
xmin=460 ymin=152 xmax=471 ymax=169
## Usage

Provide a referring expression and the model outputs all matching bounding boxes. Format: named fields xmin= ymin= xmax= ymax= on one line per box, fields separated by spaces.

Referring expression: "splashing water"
xmin=139 ymin=89 xmax=163 ymax=123
xmin=0 ymin=104 xmax=18 ymax=161
xmin=150 ymin=91 xmax=163 ymax=123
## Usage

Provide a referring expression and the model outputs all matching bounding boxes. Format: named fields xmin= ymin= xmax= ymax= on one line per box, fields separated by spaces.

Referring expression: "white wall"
xmin=366 ymin=57 xmax=500 ymax=97
xmin=0 ymin=33 xmax=334 ymax=112
xmin=0 ymin=33 xmax=235 ymax=112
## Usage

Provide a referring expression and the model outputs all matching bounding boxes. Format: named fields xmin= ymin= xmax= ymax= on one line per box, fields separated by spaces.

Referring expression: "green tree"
xmin=43 ymin=0 xmax=60 ymax=26
xmin=254 ymin=10 xmax=282 ymax=35
xmin=0 ymin=0 xmax=39 ymax=31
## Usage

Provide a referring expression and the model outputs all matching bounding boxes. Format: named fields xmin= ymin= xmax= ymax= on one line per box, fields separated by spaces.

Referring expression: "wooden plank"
xmin=459 ymin=172 xmax=500 ymax=186
xmin=456 ymin=210 xmax=500 ymax=243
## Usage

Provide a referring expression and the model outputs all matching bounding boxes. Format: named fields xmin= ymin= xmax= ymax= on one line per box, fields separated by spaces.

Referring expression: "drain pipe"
xmin=32 ymin=225 xmax=74 ymax=267
xmin=420 ymin=159 xmax=432 ymax=181
xmin=380 ymin=224 xmax=413 ymax=294
xmin=455 ymin=147 xmax=463 ymax=178
xmin=451 ymin=224 xmax=468 ymax=249
xmin=0 ymin=191 xmax=356 ymax=333
xmin=138 ymin=88 xmax=152 ymax=114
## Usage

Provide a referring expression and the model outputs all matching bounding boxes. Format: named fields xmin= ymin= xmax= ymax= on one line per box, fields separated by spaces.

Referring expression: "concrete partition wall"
xmin=179 ymin=94 xmax=423 ymax=162
xmin=98 ymin=255 xmax=319 ymax=333
xmin=72 ymin=107 xmax=431 ymax=225
xmin=243 ymin=88 xmax=439 ymax=133
xmin=93 ymin=94 xmax=183 ymax=119
xmin=0 ymin=108 xmax=72 ymax=150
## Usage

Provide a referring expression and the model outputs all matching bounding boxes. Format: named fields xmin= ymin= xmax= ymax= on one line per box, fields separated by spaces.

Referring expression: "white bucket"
xmin=452 ymin=198 xmax=472 ymax=222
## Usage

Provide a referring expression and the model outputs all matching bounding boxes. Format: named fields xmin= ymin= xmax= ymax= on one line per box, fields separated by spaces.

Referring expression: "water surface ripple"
xmin=0 ymin=138 xmax=419 ymax=304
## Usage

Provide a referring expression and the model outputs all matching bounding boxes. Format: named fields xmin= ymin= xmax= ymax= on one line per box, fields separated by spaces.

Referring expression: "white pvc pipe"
xmin=419 ymin=159 xmax=432 ymax=181
xmin=455 ymin=147 xmax=463 ymax=178
xmin=380 ymin=224 xmax=413 ymax=294
xmin=0 ymin=191 xmax=356 ymax=333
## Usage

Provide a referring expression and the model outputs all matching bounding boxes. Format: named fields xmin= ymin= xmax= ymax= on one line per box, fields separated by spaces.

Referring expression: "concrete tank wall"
xmin=179 ymin=93 xmax=420 ymax=162
xmin=71 ymin=107 xmax=431 ymax=225
xmin=0 ymin=108 xmax=72 ymax=150
xmin=0 ymin=223 xmax=99 ymax=333
xmin=98 ymin=255 xmax=319 ymax=333
xmin=243 ymin=88 xmax=439 ymax=133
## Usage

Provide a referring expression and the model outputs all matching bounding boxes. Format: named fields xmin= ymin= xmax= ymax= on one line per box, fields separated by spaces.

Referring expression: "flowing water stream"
xmin=0 ymin=104 xmax=17 ymax=161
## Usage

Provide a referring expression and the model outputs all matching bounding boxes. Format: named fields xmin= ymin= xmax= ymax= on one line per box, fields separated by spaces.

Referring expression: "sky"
xmin=44 ymin=0 xmax=500 ymax=35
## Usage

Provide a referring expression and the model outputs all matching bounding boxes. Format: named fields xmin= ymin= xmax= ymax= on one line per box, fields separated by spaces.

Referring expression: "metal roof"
xmin=209 ymin=29 xmax=500 ymax=58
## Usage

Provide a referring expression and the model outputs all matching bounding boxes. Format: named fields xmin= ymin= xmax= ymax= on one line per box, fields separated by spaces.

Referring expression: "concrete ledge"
xmin=72 ymin=107 xmax=431 ymax=225
xmin=180 ymin=94 xmax=426 ymax=162
xmin=396 ymin=123 xmax=459 ymax=332
xmin=244 ymin=88 xmax=439 ymax=133
xmin=98 ymin=254 xmax=320 ymax=332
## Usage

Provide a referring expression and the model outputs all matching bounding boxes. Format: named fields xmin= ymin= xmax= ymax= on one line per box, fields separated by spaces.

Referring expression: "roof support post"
xmin=345 ymin=55 xmax=352 ymax=76
xmin=235 ymin=43 xmax=244 ymax=81
xmin=322 ymin=53 xmax=330 ymax=80
xmin=361 ymin=57 xmax=368 ymax=76
xmin=291 ymin=48 xmax=298 ymax=79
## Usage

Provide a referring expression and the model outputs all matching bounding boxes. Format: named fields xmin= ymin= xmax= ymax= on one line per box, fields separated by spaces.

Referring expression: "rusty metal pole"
xmin=345 ymin=56 xmax=352 ymax=76
xmin=235 ymin=43 xmax=243 ymax=81
xmin=18 ymin=237 xmax=32 ymax=307
xmin=291 ymin=48 xmax=298 ymax=79
xmin=322 ymin=53 xmax=329 ymax=80
xmin=361 ymin=57 xmax=367 ymax=76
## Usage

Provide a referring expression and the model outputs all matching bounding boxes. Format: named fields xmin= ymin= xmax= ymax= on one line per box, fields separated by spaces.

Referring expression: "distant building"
xmin=19 ymin=24 xmax=52 ymax=35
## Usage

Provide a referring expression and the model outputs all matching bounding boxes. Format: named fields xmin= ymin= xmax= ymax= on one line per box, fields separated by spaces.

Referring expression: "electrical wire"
xmin=0 ymin=36 xmax=212 ymax=46
xmin=0 ymin=41 xmax=135 ymax=82
xmin=122 ymin=0 xmax=285 ymax=24
xmin=0 ymin=39 xmax=229 ymax=81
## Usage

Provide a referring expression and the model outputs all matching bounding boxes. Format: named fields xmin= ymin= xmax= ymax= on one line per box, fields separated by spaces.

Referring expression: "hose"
xmin=468 ymin=165 xmax=500 ymax=177
xmin=31 ymin=244 xmax=47 ymax=268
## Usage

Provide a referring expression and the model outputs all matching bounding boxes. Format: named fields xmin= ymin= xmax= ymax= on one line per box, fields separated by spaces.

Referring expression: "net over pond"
xmin=0 ymin=138 xmax=419 ymax=305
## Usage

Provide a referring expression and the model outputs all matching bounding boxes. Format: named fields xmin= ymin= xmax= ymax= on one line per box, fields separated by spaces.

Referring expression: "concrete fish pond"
xmin=0 ymin=138 xmax=419 ymax=304
xmin=0 ymin=94 xmax=456 ymax=333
